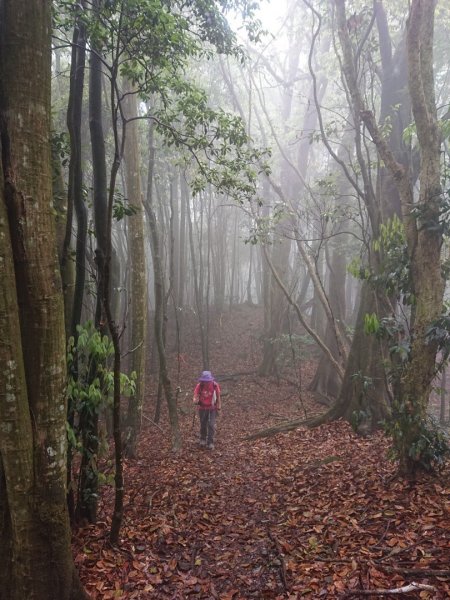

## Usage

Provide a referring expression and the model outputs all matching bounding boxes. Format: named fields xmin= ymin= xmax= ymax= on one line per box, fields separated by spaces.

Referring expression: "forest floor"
xmin=73 ymin=305 xmax=450 ymax=599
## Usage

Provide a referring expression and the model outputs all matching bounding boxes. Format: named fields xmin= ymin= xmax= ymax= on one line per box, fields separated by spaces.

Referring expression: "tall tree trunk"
xmin=145 ymin=120 xmax=181 ymax=450
xmin=395 ymin=0 xmax=444 ymax=475
xmin=65 ymin=3 xmax=88 ymax=521
xmin=65 ymin=1 xmax=87 ymax=339
xmin=307 ymin=0 xmax=410 ymax=429
xmin=337 ymin=0 xmax=445 ymax=473
xmin=188 ymin=192 xmax=209 ymax=368
xmin=123 ymin=80 xmax=148 ymax=458
xmin=73 ymin=0 xmax=108 ymax=524
xmin=246 ymin=242 xmax=254 ymax=305
xmin=0 ymin=1 xmax=87 ymax=597
xmin=178 ymin=173 xmax=188 ymax=311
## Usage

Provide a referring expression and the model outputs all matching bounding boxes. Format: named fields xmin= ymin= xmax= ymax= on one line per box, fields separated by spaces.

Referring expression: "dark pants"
xmin=199 ymin=409 xmax=216 ymax=445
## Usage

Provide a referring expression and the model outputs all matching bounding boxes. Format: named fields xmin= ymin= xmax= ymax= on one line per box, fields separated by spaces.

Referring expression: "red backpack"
xmin=198 ymin=381 xmax=218 ymax=408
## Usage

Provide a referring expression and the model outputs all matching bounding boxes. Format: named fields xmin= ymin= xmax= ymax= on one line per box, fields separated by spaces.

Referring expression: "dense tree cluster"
xmin=1 ymin=0 xmax=449 ymax=597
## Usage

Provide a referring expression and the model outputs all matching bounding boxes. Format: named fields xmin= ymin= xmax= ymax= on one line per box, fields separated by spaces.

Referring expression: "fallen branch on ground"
xmin=268 ymin=530 xmax=289 ymax=592
xmin=341 ymin=582 xmax=437 ymax=597
xmin=216 ymin=370 xmax=256 ymax=382
xmin=266 ymin=413 xmax=290 ymax=420
xmin=142 ymin=414 xmax=164 ymax=432
xmin=380 ymin=566 xmax=450 ymax=578
xmin=244 ymin=414 xmax=323 ymax=440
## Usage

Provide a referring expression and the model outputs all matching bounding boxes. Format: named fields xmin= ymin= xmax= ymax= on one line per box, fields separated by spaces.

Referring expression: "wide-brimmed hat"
xmin=198 ymin=370 xmax=214 ymax=382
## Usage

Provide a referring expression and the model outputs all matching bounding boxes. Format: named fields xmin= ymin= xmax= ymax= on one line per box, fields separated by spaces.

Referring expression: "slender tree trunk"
xmin=123 ymin=80 xmax=148 ymax=458
xmin=145 ymin=120 xmax=181 ymax=450
xmin=65 ymin=2 xmax=88 ymax=521
xmin=178 ymin=173 xmax=188 ymax=311
xmin=66 ymin=2 xmax=87 ymax=338
xmin=103 ymin=54 xmax=125 ymax=545
xmin=188 ymin=192 xmax=209 ymax=368
xmin=74 ymin=0 xmax=108 ymax=524
xmin=439 ymin=368 xmax=447 ymax=425
xmin=246 ymin=242 xmax=254 ymax=305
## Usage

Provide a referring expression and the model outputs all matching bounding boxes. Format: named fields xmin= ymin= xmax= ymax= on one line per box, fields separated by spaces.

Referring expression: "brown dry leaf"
xmin=70 ymin=306 xmax=450 ymax=599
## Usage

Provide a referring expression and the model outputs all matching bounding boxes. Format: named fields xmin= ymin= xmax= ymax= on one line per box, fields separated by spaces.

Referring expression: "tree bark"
xmin=145 ymin=120 xmax=181 ymax=451
xmin=336 ymin=0 xmax=444 ymax=473
xmin=0 ymin=1 xmax=88 ymax=597
xmin=65 ymin=1 xmax=87 ymax=339
xmin=123 ymin=80 xmax=148 ymax=458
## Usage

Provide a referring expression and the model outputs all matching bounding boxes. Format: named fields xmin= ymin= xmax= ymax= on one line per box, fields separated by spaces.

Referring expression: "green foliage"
xmin=272 ymin=332 xmax=317 ymax=374
xmin=425 ymin=303 xmax=450 ymax=367
xmin=372 ymin=215 xmax=412 ymax=299
xmin=361 ymin=295 xmax=450 ymax=472
xmin=51 ymin=130 xmax=70 ymax=167
xmin=154 ymin=86 xmax=270 ymax=203
xmin=53 ymin=0 xmax=269 ymax=205
xmin=361 ymin=304 xmax=449 ymax=471
xmin=348 ymin=216 xmax=411 ymax=306
xmin=350 ymin=370 xmax=374 ymax=393
xmin=402 ymin=121 xmax=416 ymax=145
xmin=410 ymin=190 xmax=450 ymax=238
xmin=67 ymin=322 xmax=136 ymax=471
xmin=347 ymin=256 xmax=370 ymax=281
xmin=112 ymin=195 xmax=139 ymax=221
xmin=384 ymin=408 xmax=449 ymax=473
xmin=356 ymin=213 xmax=450 ymax=471
xmin=363 ymin=312 xmax=379 ymax=335
xmin=350 ymin=409 xmax=371 ymax=432
xmin=349 ymin=372 xmax=374 ymax=432
xmin=67 ymin=322 xmax=136 ymax=413
xmin=245 ymin=205 xmax=291 ymax=245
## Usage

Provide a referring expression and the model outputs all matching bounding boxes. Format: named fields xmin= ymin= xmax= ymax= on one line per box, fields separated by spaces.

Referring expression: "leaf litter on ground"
xmin=72 ymin=305 xmax=450 ymax=599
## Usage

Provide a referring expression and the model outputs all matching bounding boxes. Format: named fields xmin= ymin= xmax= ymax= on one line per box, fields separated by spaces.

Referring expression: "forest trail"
xmin=73 ymin=306 xmax=450 ymax=599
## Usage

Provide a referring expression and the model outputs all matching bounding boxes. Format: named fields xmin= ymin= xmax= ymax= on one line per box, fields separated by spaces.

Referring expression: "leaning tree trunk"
xmin=0 ymin=1 xmax=88 ymax=598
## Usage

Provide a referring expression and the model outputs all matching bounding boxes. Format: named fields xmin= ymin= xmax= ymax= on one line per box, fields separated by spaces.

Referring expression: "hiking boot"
xmin=207 ymin=443 xmax=214 ymax=450
xmin=199 ymin=439 xmax=206 ymax=447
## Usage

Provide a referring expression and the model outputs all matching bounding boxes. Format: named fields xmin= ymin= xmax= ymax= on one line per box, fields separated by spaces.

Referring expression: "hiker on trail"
xmin=193 ymin=371 xmax=221 ymax=450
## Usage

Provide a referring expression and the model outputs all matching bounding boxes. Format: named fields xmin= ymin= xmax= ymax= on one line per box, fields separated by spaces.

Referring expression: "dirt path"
xmin=73 ymin=307 xmax=450 ymax=599
xmin=75 ymin=387 xmax=450 ymax=599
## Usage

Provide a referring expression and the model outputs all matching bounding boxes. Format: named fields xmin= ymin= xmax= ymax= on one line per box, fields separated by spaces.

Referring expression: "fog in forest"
xmin=1 ymin=0 xmax=450 ymax=598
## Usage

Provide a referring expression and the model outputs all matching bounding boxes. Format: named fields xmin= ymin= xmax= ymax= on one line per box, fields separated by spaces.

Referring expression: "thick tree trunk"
xmin=330 ymin=281 xmax=391 ymax=428
xmin=328 ymin=0 xmax=411 ymax=430
xmin=398 ymin=0 xmax=443 ymax=472
xmin=337 ymin=0 xmax=444 ymax=474
xmin=0 ymin=1 xmax=87 ymax=597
